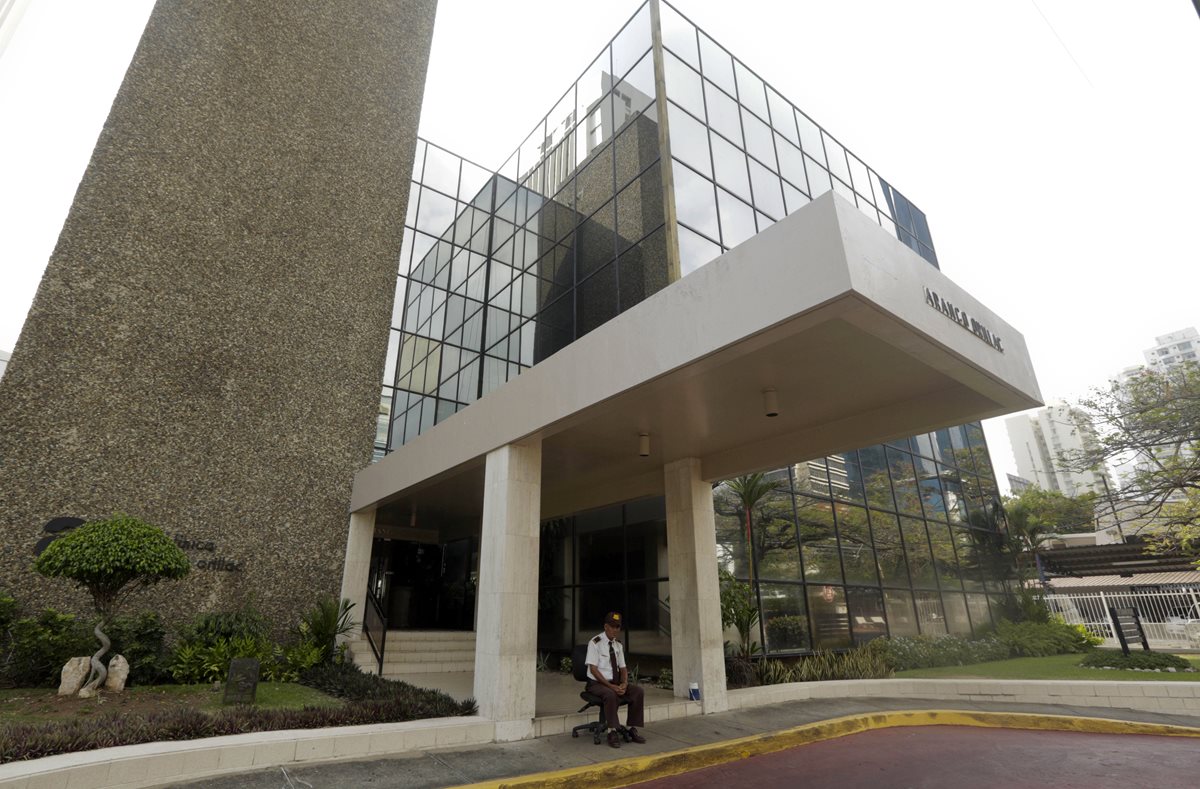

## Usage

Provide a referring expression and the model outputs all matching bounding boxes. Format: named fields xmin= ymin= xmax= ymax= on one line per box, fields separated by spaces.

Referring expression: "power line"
xmin=1030 ymin=0 xmax=1094 ymax=88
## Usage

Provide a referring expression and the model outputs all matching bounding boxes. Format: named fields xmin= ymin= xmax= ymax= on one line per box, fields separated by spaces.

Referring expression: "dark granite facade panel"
xmin=0 ymin=0 xmax=437 ymax=630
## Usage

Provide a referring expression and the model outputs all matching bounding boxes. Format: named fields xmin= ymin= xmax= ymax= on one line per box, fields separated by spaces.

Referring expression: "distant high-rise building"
xmin=1007 ymin=473 xmax=1033 ymax=494
xmin=1005 ymin=404 xmax=1111 ymax=497
xmin=0 ymin=349 xmax=10 ymax=380
xmin=1142 ymin=327 xmax=1198 ymax=371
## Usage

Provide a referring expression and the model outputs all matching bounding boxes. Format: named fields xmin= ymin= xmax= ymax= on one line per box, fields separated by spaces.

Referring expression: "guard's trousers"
xmin=586 ymin=681 xmax=645 ymax=729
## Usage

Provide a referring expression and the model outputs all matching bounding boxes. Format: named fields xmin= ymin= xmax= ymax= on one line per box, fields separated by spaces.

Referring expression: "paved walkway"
xmin=172 ymin=696 xmax=1200 ymax=789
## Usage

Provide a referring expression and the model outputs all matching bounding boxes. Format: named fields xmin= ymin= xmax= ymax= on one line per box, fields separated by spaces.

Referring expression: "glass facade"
xmin=376 ymin=0 xmax=1012 ymax=652
xmin=715 ymin=425 xmax=1009 ymax=654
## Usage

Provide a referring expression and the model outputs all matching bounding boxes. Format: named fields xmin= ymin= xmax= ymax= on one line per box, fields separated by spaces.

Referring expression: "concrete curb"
xmin=0 ymin=716 xmax=495 ymax=789
xmin=448 ymin=709 xmax=1200 ymax=789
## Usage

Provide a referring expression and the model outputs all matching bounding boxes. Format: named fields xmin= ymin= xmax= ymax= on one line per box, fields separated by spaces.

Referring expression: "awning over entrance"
xmin=351 ymin=193 xmax=1041 ymax=522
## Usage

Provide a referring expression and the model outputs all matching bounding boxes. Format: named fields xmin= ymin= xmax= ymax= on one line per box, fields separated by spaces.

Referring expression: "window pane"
xmin=664 ymin=53 xmax=706 ymax=121
xmin=807 ymin=585 xmax=851 ymax=649
xmin=677 ymin=223 xmax=722 ymax=277
xmin=796 ymin=496 xmax=841 ymax=584
xmin=711 ymin=133 xmax=751 ymax=201
xmin=848 ymin=587 xmax=887 ymax=646
xmin=698 ymin=33 xmax=736 ymax=95
xmin=672 ymin=161 xmax=720 ymax=241
xmin=577 ymin=506 xmax=623 ymax=583
xmin=748 ymin=158 xmax=785 ymax=219
xmin=659 ymin=2 xmax=699 ymax=68
xmin=966 ymin=593 xmax=993 ymax=635
xmin=884 ymin=590 xmax=919 ymax=637
xmin=703 ymin=80 xmax=743 ymax=147
xmin=901 ymin=516 xmax=938 ymax=589
xmin=943 ymin=593 xmax=972 ymax=635
xmin=754 ymin=486 xmax=801 ymax=582
xmin=915 ymin=590 xmax=947 ymax=635
xmin=836 ymin=503 xmax=877 ymax=586
xmin=734 ymin=61 xmax=769 ymax=120
xmin=668 ymin=101 xmax=711 ymax=176
xmin=717 ymin=187 xmax=755 ymax=248
xmin=870 ymin=511 xmax=910 ymax=588
xmin=761 ymin=583 xmax=810 ymax=653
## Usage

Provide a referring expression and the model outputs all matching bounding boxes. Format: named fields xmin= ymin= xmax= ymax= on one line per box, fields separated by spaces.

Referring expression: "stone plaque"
xmin=223 ymin=658 xmax=260 ymax=705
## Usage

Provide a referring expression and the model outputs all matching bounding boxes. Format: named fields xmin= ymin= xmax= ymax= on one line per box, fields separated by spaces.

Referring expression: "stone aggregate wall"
xmin=0 ymin=0 xmax=437 ymax=630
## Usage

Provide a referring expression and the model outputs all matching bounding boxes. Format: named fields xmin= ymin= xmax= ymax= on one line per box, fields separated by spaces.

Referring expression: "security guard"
xmin=584 ymin=611 xmax=646 ymax=748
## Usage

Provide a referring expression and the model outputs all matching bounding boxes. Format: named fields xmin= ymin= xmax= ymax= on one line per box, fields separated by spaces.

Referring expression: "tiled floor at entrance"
xmin=399 ymin=670 xmax=677 ymax=717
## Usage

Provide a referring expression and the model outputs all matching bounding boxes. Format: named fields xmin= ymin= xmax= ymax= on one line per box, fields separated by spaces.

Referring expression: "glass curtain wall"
xmin=537 ymin=497 xmax=671 ymax=659
xmin=375 ymin=1 xmax=1014 ymax=649
xmin=378 ymin=4 xmax=666 ymax=455
xmin=715 ymin=424 xmax=1010 ymax=653
xmin=658 ymin=0 xmax=937 ymax=275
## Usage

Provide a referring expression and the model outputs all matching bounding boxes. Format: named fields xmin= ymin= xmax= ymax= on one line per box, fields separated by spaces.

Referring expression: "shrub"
xmin=297 ymin=597 xmax=356 ymax=665
xmin=874 ymin=634 xmax=1009 ymax=672
xmin=169 ymin=634 xmax=275 ymax=685
xmin=654 ymin=668 xmax=673 ymax=690
xmin=178 ymin=609 xmax=270 ymax=647
xmin=765 ymin=616 xmax=808 ymax=651
xmin=724 ymin=656 xmax=755 ymax=688
xmin=559 ymin=656 xmax=572 ymax=674
xmin=1079 ymin=650 xmax=1194 ymax=671
xmin=994 ymin=619 xmax=1093 ymax=657
xmin=298 ymin=662 xmax=477 ymax=716
xmin=107 ymin=613 xmax=170 ymax=686
xmin=790 ymin=647 xmax=893 ymax=682
xmin=1 ymin=609 xmax=93 ymax=688
xmin=0 ymin=686 xmax=478 ymax=763
xmin=756 ymin=658 xmax=792 ymax=685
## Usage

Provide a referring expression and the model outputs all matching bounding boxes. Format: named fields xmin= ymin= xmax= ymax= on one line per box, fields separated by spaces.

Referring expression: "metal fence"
xmin=1045 ymin=588 xmax=1200 ymax=651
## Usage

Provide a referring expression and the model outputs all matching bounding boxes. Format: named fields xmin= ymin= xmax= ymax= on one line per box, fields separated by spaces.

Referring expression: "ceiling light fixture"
xmin=762 ymin=387 xmax=779 ymax=418
xmin=638 ymin=433 xmax=651 ymax=457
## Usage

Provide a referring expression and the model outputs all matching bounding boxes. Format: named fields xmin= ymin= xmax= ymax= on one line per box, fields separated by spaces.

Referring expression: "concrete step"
xmin=380 ymin=660 xmax=475 ymax=675
xmin=380 ymin=651 xmax=476 ymax=665
xmin=384 ymin=630 xmax=476 ymax=641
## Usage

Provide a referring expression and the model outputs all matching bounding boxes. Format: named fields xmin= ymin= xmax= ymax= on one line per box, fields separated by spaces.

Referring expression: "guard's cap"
xmin=604 ymin=611 xmax=623 ymax=628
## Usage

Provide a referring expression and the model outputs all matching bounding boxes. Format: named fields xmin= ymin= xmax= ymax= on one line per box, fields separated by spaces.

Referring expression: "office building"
xmin=344 ymin=1 xmax=1039 ymax=731
xmin=1 ymin=1 xmax=1039 ymax=738
xmin=1005 ymin=403 xmax=1110 ymax=497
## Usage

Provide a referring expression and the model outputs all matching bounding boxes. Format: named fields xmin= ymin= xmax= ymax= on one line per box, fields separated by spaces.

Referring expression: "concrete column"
xmin=338 ymin=508 xmax=376 ymax=640
xmin=664 ymin=458 xmax=728 ymax=714
xmin=473 ymin=439 xmax=542 ymax=740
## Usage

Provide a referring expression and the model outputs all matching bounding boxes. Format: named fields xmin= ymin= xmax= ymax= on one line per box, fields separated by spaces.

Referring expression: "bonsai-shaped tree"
xmin=33 ymin=514 xmax=190 ymax=695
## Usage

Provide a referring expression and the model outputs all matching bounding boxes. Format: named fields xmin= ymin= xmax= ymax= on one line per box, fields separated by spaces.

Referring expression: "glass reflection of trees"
xmin=714 ymin=424 xmax=1011 ymax=654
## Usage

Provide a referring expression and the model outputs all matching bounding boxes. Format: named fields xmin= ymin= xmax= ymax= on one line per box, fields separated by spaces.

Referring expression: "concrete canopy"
xmin=353 ymin=193 xmax=1041 ymax=523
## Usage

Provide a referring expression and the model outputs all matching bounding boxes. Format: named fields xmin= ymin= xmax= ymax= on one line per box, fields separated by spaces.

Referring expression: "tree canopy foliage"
xmin=1066 ymin=361 xmax=1200 ymax=555
xmin=1002 ymin=487 xmax=1097 ymax=546
xmin=34 ymin=514 xmax=191 ymax=618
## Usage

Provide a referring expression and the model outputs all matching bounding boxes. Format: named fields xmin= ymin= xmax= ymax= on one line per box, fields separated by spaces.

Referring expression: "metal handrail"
xmin=364 ymin=585 xmax=387 ymax=676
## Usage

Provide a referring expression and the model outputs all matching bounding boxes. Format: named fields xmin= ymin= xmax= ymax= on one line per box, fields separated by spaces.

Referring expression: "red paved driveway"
xmin=634 ymin=726 xmax=1196 ymax=788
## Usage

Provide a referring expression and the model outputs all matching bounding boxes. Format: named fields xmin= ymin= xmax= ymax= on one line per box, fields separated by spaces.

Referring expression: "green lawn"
xmin=897 ymin=653 xmax=1200 ymax=682
xmin=0 ymin=682 xmax=342 ymax=725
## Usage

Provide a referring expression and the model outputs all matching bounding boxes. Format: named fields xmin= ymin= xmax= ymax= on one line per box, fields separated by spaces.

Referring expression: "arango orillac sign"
xmin=924 ymin=287 xmax=1003 ymax=352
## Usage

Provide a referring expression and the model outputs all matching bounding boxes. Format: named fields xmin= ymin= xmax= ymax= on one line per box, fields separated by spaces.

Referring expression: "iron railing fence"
xmin=1045 ymin=588 xmax=1200 ymax=650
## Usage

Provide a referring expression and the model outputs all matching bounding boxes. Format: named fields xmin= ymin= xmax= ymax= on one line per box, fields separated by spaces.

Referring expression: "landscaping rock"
xmin=105 ymin=654 xmax=130 ymax=692
xmin=78 ymin=685 xmax=97 ymax=699
xmin=58 ymin=657 xmax=90 ymax=696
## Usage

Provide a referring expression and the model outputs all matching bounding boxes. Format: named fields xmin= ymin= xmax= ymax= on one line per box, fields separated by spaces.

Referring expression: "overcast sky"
xmin=1 ymin=1 xmax=1197 ymax=492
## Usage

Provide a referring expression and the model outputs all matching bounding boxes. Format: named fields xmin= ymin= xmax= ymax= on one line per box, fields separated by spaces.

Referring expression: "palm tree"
xmin=725 ymin=473 xmax=786 ymax=589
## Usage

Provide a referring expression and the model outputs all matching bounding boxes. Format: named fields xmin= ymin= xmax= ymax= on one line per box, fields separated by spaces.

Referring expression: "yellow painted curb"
xmin=449 ymin=709 xmax=1200 ymax=789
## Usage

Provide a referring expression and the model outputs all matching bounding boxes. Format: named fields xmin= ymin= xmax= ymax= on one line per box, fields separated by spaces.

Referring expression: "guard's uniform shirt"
xmin=585 ymin=631 xmax=625 ymax=679
xmin=584 ymin=631 xmax=644 ymax=730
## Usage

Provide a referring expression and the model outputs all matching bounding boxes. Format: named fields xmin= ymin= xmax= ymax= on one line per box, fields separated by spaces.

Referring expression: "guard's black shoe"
xmin=629 ymin=727 xmax=646 ymax=744
xmin=607 ymin=730 xmax=621 ymax=748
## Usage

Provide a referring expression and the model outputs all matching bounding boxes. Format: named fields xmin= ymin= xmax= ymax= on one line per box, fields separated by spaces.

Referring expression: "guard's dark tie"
xmin=609 ymin=640 xmax=619 ymax=683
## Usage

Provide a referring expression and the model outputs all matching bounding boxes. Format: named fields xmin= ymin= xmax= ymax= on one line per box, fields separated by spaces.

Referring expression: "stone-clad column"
xmin=338 ymin=509 xmax=376 ymax=640
xmin=473 ymin=440 xmax=542 ymax=740
xmin=664 ymin=458 xmax=729 ymax=714
xmin=0 ymin=1 xmax=437 ymax=627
